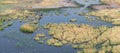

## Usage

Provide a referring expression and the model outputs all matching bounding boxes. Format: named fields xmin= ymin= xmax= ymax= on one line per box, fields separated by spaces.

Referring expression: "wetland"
xmin=0 ymin=0 xmax=119 ymax=53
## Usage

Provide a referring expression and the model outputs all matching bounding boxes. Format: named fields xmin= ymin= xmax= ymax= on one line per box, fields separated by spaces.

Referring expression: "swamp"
xmin=0 ymin=0 xmax=120 ymax=53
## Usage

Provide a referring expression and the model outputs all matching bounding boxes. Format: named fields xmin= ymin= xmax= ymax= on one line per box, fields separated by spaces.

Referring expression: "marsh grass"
xmin=20 ymin=23 xmax=38 ymax=33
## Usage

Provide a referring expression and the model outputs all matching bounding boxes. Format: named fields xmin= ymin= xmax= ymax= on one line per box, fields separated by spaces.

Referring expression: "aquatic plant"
xmin=43 ymin=23 xmax=120 ymax=53
xmin=0 ymin=26 xmax=4 ymax=30
xmin=0 ymin=21 xmax=3 ymax=26
xmin=64 ymin=13 xmax=69 ymax=16
xmin=46 ymin=38 xmax=63 ymax=47
xmin=44 ymin=23 xmax=100 ymax=45
xmin=7 ymin=21 xmax=13 ymax=26
xmin=36 ymin=33 xmax=45 ymax=37
xmin=88 ymin=9 xmax=120 ymax=25
xmin=20 ymin=23 xmax=38 ymax=33
xmin=70 ymin=18 xmax=77 ymax=22
xmin=34 ymin=37 xmax=40 ymax=41
xmin=112 ymin=20 xmax=120 ymax=25
xmin=34 ymin=33 xmax=47 ymax=44
xmin=72 ymin=45 xmax=79 ymax=49
xmin=53 ymin=42 xmax=63 ymax=47
xmin=0 ymin=8 xmax=41 ymax=30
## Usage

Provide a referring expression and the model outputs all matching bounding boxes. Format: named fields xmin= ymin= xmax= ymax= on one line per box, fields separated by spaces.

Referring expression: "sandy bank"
xmin=27 ymin=0 xmax=78 ymax=9
xmin=88 ymin=0 xmax=120 ymax=10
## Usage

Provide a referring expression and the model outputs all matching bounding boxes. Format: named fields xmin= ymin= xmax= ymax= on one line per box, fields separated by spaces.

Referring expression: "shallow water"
xmin=0 ymin=0 xmax=113 ymax=53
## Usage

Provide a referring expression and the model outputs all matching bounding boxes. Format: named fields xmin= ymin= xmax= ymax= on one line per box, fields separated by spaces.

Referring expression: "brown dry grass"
xmin=101 ymin=0 xmax=120 ymax=5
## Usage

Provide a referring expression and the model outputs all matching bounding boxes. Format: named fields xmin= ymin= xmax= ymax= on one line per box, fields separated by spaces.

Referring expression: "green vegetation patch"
xmin=44 ymin=23 xmax=100 ymax=46
xmin=87 ymin=9 xmax=120 ymax=25
xmin=20 ymin=23 xmax=38 ymax=33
